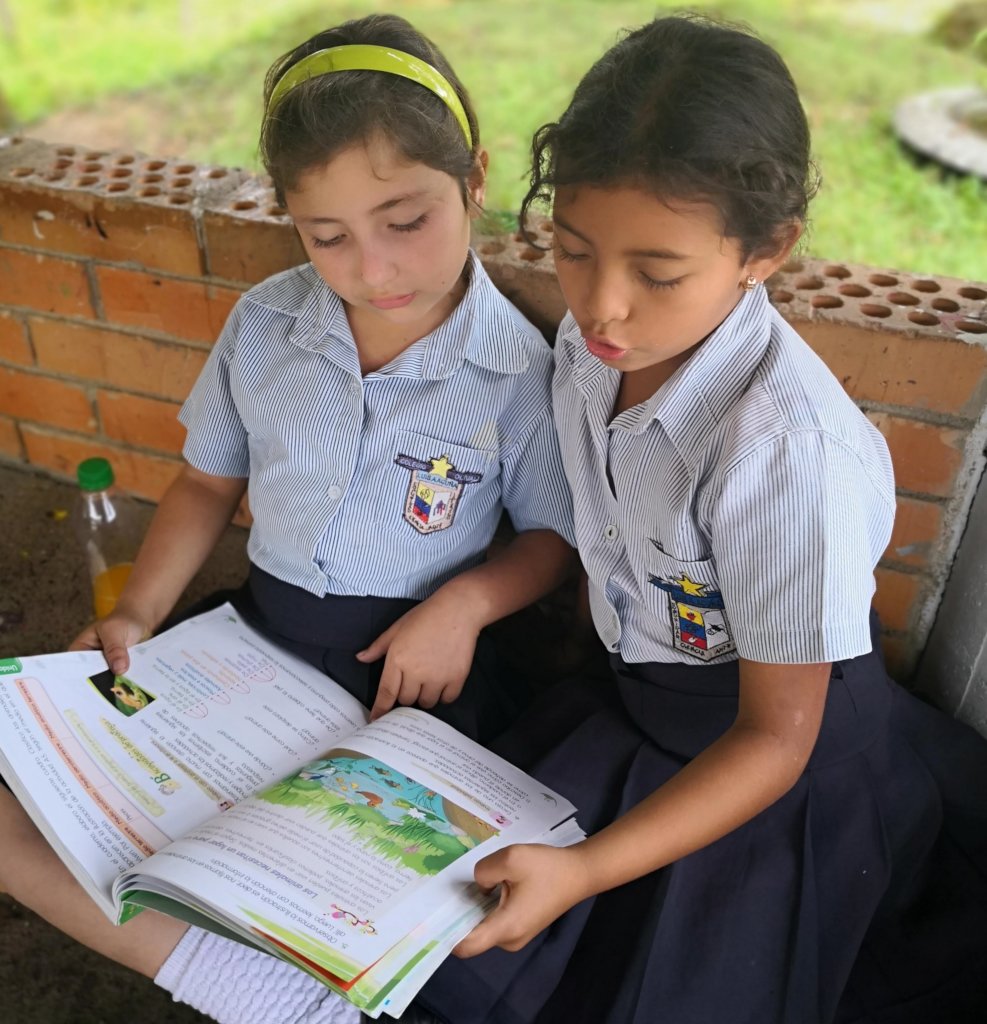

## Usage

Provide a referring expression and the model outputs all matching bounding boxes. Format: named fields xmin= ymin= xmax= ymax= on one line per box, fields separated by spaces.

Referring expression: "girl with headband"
xmin=0 ymin=13 xmax=574 ymax=1024
xmin=414 ymin=14 xmax=987 ymax=1024
xmin=70 ymin=13 xmax=576 ymax=737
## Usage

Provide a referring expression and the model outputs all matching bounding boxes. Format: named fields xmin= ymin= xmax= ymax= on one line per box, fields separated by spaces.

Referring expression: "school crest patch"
xmin=649 ymin=570 xmax=736 ymax=661
xmin=394 ymin=453 xmax=482 ymax=534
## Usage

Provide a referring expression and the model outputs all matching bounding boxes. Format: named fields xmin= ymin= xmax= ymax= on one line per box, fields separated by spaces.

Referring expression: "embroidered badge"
xmin=393 ymin=453 xmax=482 ymax=534
xmin=649 ymin=570 xmax=736 ymax=661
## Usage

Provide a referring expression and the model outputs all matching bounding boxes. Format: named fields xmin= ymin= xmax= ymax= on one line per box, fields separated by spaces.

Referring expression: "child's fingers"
xmin=453 ymin=879 xmax=525 ymax=957
xmin=437 ymin=677 xmax=467 ymax=705
xmin=456 ymin=845 xmax=578 ymax=957
xmin=414 ymin=673 xmax=466 ymax=709
xmin=370 ymin=663 xmax=404 ymax=720
xmin=369 ymin=682 xmax=399 ymax=720
xmin=98 ymin=620 xmax=141 ymax=674
xmin=473 ymin=846 xmax=512 ymax=891
xmin=68 ymin=624 xmax=101 ymax=652
xmin=453 ymin=906 xmax=512 ymax=958
xmin=356 ymin=624 xmax=394 ymax=663
xmin=415 ymin=683 xmax=440 ymax=710
xmin=101 ymin=639 xmax=131 ymax=675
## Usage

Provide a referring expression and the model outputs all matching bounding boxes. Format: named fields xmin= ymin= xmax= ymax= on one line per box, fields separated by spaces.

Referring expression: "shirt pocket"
xmin=645 ymin=549 xmax=737 ymax=661
xmin=392 ymin=429 xmax=497 ymax=535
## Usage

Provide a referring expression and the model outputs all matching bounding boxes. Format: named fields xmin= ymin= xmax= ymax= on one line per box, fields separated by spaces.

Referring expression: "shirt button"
xmin=326 ymin=484 xmax=343 ymax=500
xmin=603 ymin=523 xmax=619 ymax=541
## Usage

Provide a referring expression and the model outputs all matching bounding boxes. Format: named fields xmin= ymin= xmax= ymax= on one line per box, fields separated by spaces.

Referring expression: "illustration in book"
xmin=260 ymin=750 xmax=500 ymax=879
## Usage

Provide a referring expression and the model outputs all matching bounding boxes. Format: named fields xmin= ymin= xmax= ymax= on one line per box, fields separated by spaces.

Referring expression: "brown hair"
xmin=261 ymin=14 xmax=480 ymax=206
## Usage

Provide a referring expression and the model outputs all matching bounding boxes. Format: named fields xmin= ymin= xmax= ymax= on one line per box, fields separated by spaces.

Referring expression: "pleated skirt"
xmin=417 ymin=637 xmax=987 ymax=1024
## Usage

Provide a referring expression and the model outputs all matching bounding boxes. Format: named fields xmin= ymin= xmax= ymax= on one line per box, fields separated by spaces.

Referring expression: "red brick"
xmin=767 ymin=258 xmax=987 ymax=348
xmin=31 ymin=318 xmax=208 ymax=401
xmin=884 ymin=496 xmax=945 ymax=569
xmin=0 ymin=182 xmax=205 ymax=276
xmin=0 ymin=137 xmax=51 ymax=177
xmin=799 ymin=321 xmax=987 ymax=419
xmin=203 ymin=210 xmax=307 ymax=285
xmin=21 ymin=424 xmax=182 ymax=502
xmin=0 ymin=365 xmax=95 ymax=433
xmin=0 ymin=415 xmax=23 ymax=460
xmin=478 ymin=237 xmax=567 ymax=341
xmin=0 ymin=312 xmax=33 ymax=365
xmin=0 ymin=247 xmax=94 ymax=318
xmin=97 ymin=390 xmax=185 ymax=454
xmin=866 ymin=413 xmax=966 ymax=498
xmin=95 ymin=266 xmax=242 ymax=344
xmin=107 ymin=450 xmax=183 ymax=503
xmin=873 ymin=567 xmax=922 ymax=633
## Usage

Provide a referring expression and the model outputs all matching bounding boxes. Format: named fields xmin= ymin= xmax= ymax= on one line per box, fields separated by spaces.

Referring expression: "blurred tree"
xmin=931 ymin=2 xmax=987 ymax=53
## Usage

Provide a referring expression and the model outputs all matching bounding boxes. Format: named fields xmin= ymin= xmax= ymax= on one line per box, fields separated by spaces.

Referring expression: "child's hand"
xmin=69 ymin=608 xmax=150 ymax=675
xmin=453 ymin=843 xmax=591 ymax=957
xmin=358 ymin=591 xmax=482 ymax=720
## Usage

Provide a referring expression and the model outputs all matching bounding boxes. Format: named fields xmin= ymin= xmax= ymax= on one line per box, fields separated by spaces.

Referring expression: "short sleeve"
xmin=500 ymin=405 xmax=576 ymax=546
xmin=178 ymin=303 xmax=250 ymax=478
xmin=711 ymin=430 xmax=895 ymax=663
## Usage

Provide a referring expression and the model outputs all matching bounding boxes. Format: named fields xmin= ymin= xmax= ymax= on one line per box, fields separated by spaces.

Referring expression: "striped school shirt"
xmin=553 ymin=285 xmax=896 ymax=666
xmin=180 ymin=251 xmax=575 ymax=600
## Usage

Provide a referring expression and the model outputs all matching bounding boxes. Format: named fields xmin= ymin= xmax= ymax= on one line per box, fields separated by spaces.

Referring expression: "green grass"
xmin=1 ymin=0 xmax=985 ymax=279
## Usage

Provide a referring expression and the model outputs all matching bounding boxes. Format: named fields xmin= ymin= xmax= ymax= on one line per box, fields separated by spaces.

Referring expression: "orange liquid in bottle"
xmin=92 ymin=562 xmax=134 ymax=618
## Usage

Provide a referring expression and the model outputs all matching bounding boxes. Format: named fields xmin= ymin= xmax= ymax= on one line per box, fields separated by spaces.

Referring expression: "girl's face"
xmin=286 ymin=135 xmax=482 ymax=342
xmin=551 ymin=185 xmax=793 ymax=376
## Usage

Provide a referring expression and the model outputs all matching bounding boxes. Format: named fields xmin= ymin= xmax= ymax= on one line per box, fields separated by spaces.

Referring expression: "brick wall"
xmin=2 ymin=135 xmax=986 ymax=680
xmin=0 ymin=137 xmax=308 ymax=525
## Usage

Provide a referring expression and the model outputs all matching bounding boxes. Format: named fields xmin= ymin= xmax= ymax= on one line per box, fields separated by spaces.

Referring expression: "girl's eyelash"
xmin=554 ymin=242 xmax=681 ymax=291
xmin=392 ymin=213 xmax=429 ymax=233
xmin=553 ymin=243 xmax=586 ymax=263
xmin=309 ymin=212 xmax=428 ymax=249
xmin=640 ymin=273 xmax=683 ymax=291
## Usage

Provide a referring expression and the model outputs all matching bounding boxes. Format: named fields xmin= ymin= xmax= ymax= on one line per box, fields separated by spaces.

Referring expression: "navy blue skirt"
xmin=417 ymin=637 xmax=987 ymax=1024
xmin=226 ymin=566 xmax=532 ymax=745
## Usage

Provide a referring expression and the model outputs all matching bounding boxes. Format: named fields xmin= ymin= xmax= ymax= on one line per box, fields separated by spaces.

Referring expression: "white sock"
xmin=154 ymin=927 xmax=361 ymax=1024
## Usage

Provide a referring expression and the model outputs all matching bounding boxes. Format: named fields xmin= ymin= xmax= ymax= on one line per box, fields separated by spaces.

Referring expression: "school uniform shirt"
xmin=553 ymin=285 xmax=896 ymax=666
xmin=180 ymin=250 xmax=575 ymax=600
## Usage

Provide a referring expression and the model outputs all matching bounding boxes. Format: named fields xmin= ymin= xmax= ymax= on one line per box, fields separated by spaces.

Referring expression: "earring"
xmin=742 ymin=274 xmax=759 ymax=292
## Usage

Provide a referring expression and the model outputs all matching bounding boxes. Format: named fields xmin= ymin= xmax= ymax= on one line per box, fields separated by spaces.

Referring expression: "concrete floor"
xmin=0 ymin=462 xmax=249 ymax=1024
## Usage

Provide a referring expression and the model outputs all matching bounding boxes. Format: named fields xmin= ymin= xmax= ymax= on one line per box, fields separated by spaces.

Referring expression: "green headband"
xmin=266 ymin=43 xmax=473 ymax=150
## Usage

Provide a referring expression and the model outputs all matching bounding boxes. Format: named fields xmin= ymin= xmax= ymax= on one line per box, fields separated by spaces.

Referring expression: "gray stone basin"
xmin=894 ymin=85 xmax=987 ymax=178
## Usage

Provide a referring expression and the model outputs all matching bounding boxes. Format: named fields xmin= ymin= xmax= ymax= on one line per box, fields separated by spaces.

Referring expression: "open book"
xmin=0 ymin=604 xmax=581 ymax=1018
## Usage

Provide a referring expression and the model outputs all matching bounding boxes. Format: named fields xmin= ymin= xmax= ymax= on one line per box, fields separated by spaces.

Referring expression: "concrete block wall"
xmin=2 ymin=136 xmax=986 ymax=682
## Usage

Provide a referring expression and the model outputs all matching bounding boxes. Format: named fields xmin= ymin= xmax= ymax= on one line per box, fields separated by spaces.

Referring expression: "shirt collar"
xmin=277 ymin=251 xmax=531 ymax=380
xmin=646 ymin=286 xmax=772 ymax=459
xmin=566 ymin=286 xmax=773 ymax=463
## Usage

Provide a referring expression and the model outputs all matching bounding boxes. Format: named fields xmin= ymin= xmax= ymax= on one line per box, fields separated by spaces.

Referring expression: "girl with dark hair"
xmin=69 ymin=11 xmax=576 ymax=737
xmin=0 ymin=13 xmax=575 ymax=1024
xmin=414 ymin=14 xmax=987 ymax=1024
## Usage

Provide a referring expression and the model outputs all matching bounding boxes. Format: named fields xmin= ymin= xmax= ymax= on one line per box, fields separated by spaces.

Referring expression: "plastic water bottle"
xmin=74 ymin=457 xmax=142 ymax=619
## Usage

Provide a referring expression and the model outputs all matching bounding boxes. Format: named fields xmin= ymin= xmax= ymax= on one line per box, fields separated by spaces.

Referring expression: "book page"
xmin=115 ymin=707 xmax=575 ymax=980
xmin=0 ymin=604 xmax=367 ymax=913
xmin=368 ymin=818 xmax=586 ymax=1019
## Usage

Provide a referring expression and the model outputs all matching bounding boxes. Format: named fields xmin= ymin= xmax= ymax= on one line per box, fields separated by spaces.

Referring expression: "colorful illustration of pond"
xmin=258 ymin=749 xmax=499 ymax=876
